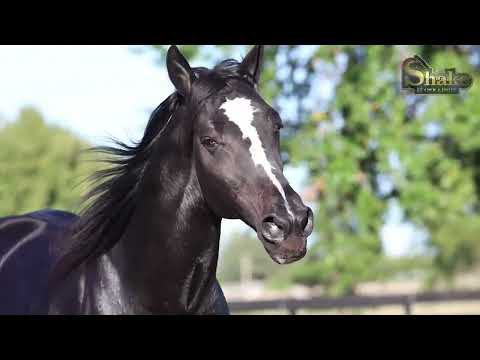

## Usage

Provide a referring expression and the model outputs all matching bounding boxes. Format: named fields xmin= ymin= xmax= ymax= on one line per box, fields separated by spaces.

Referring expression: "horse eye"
xmin=201 ymin=137 xmax=219 ymax=149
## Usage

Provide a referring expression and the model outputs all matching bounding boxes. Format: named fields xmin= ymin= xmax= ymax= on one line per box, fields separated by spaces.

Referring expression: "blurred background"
xmin=1 ymin=45 xmax=480 ymax=314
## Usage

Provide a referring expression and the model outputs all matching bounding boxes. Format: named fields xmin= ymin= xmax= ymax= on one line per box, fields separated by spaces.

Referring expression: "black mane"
xmin=49 ymin=58 xmax=252 ymax=286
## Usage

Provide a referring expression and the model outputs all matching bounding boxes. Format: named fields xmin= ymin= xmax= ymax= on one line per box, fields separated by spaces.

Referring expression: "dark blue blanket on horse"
xmin=0 ymin=210 xmax=76 ymax=314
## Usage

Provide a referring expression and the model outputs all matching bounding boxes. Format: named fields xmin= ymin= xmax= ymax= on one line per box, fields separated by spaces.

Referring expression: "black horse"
xmin=0 ymin=45 xmax=314 ymax=314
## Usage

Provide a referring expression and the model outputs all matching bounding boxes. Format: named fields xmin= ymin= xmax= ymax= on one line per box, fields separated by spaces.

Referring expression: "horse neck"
xmin=91 ymin=106 xmax=222 ymax=313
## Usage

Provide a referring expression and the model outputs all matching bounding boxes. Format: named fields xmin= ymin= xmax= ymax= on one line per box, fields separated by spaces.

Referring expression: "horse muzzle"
xmin=257 ymin=206 xmax=313 ymax=264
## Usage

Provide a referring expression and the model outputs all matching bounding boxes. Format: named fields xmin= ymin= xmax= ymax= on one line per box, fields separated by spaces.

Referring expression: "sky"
xmin=0 ymin=45 xmax=423 ymax=257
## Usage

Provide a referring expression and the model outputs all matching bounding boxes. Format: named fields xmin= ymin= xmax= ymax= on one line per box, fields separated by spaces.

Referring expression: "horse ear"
xmin=166 ymin=45 xmax=195 ymax=97
xmin=240 ymin=45 xmax=264 ymax=85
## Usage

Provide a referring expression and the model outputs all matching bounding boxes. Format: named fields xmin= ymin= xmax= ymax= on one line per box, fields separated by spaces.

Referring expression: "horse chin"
xmin=260 ymin=239 xmax=307 ymax=265
xmin=271 ymin=254 xmax=303 ymax=265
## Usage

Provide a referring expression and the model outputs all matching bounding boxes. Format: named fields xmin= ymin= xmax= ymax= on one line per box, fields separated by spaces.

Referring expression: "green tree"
xmin=144 ymin=45 xmax=480 ymax=294
xmin=0 ymin=107 xmax=97 ymax=215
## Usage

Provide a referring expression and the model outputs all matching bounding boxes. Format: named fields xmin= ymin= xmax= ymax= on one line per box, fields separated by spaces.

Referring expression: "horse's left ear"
xmin=166 ymin=45 xmax=195 ymax=97
xmin=240 ymin=45 xmax=264 ymax=85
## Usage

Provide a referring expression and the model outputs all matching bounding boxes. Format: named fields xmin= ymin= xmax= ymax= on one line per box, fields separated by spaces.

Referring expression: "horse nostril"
xmin=261 ymin=215 xmax=287 ymax=244
xmin=300 ymin=210 xmax=309 ymax=230
xmin=263 ymin=216 xmax=280 ymax=228
xmin=300 ymin=207 xmax=314 ymax=236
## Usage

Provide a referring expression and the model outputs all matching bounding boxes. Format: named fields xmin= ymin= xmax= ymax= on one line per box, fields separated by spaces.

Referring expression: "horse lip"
xmin=263 ymin=243 xmax=307 ymax=265
xmin=271 ymin=253 xmax=305 ymax=265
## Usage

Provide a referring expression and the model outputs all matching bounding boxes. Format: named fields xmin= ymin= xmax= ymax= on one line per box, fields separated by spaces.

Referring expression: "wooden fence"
xmin=228 ymin=289 xmax=480 ymax=314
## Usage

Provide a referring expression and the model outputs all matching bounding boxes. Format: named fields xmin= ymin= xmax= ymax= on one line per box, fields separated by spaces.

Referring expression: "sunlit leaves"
xmin=0 ymin=107 xmax=99 ymax=216
xmin=145 ymin=44 xmax=480 ymax=294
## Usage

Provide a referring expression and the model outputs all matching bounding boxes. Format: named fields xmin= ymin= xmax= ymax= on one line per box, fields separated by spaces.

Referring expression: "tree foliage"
xmin=0 ymin=107 xmax=97 ymax=216
xmin=146 ymin=45 xmax=480 ymax=294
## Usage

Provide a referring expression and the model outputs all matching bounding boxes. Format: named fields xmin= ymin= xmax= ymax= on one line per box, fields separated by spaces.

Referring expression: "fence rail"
xmin=228 ymin=289 xmax=480 ymax=314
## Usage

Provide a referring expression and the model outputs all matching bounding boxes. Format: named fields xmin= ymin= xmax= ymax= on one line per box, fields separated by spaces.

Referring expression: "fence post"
xmin=404 ymin=296 xmax=413 ymax=315
xmin=287 ymin=306 xmax=297 ymax=315
xmin=284 ymin=300 xmax=297 ymax=315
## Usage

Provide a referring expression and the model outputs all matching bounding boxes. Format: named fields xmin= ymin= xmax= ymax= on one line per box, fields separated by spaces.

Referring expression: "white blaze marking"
xmin=220 ymin=97 xmax=293 ymax=218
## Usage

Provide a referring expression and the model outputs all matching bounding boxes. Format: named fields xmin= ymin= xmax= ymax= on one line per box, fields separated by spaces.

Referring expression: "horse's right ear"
xmin=166 ymin=45 xmax=195 ymax=97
